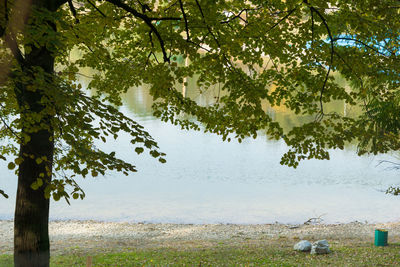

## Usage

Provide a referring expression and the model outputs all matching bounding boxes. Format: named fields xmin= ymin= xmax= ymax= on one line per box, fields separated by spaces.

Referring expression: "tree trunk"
xmin=13 ymin=1 xmax=57 ymax=264
xmin=14 ymin=129 xmax=54 ymax=267
xmin=14 ymin=59 xmax=55 ymax=267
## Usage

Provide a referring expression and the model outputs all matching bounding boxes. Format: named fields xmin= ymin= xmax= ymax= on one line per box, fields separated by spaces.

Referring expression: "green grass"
xmin=1 ymin=243 xmax=400 ymax=266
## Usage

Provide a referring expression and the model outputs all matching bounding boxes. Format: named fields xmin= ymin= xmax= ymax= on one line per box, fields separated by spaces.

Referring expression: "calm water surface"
xmin=0 ymin=82 xmax=399 ymax=224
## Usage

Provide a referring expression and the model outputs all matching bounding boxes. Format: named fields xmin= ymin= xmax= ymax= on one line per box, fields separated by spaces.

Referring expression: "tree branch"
xmin=194 ymin=0 xmax=221 ymax=48
xmin=332 ymin=37 xmax=398 ymax=58
xmin=303 ymin=1 xmax=334 ymax=117
xmin=105 ymin=0 xmax=171 ymax=62
xmin=0 ymin=0 xmax=24 ymax=66
xmin=86 ymin=0 xmax=106 ymax=17
xmin=67 ymin=0 xmax=79 ymax=23
xmin=178 ymin=0 xmax=190 ymax=41
xmin=0 ymin=102 xmax=21 ymax=142
xmin=4 ymin=33 xmax=24 ymax=65
xmin=54 ymin=0 xmax=69 ymax=11
xmin=266 ymin=8 xmax=297 ymax=33
xmin=220 ymin=9 xmax=250 ymax=25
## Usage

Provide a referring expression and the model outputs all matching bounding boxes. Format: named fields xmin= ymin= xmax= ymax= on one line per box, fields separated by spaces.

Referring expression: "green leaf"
xmin=135 ymin=147 xmax=144 ymax=154
xmin=0 ymin=190 xmax=9 ymax=199
xmin=31 ymin=178 xmax=43 ymax=190
xmin=31 ymin=182 xmax=39 ymax=190
xmin=53 ymin=193 xmax=60 ymax=201
xmin=15 ymin=157 xmax=24 ymax=165
xmin=7 ymin=162 xmax=15 ymax=170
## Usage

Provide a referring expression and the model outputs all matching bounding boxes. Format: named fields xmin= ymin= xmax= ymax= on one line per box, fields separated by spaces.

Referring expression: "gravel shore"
xmin=1 ymin=220 xmax=399 ymax=255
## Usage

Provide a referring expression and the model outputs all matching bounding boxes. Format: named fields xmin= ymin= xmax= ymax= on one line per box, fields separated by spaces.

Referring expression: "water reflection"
xmin=121 ymin=73 xmax=361 ymax=136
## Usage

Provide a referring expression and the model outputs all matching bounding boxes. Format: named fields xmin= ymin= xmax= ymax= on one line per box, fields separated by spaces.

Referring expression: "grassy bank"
xmin=1 ymin=241 xmax=399 ymax=266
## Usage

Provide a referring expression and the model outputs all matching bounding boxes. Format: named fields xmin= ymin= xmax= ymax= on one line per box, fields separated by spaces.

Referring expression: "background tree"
xmin=0 ymin=0 xmax=399 ymax=266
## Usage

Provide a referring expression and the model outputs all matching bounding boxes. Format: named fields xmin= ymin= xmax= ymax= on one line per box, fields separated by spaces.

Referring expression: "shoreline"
xmin=1 ymin=220 xmax=399 ymax=255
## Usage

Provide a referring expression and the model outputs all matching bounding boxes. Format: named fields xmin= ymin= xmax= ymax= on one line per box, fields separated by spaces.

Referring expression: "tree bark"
xmin=13 ymin=56 xmax=55 ymax=267
xmin=13 ymin=1 xmax=58 ymax=265
xmin=14 ymin=129 xmax=54 ymax=267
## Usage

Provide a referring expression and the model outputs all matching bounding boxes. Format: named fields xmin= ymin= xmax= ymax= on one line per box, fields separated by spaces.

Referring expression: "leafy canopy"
xmin=1 ymin=0 xmax=399 ymax=199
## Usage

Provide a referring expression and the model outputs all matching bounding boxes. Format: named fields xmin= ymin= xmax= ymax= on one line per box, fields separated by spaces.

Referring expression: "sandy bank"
xmin=1 ymin=220 xmax=399 ymax=255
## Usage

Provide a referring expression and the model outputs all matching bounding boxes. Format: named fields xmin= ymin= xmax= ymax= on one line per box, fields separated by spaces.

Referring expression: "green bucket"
xmin=374 ymin=229 xmax=388 ymax=246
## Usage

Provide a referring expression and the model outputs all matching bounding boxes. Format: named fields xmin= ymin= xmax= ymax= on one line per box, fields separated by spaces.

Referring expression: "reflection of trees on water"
xmin=122 ymin=75 xmax=221 ymax=118
xmin=122 ymin=79 xmax=359 ymax=136
xmin=122 ymin=85 xmax=155 ymax=119
xmin=121 ymin=71 xmax=365 ymax=133
xmin=84 ymin=52 xmax=364 ymax=141
xmin=72 ymin=48 xmax=363 ymax=132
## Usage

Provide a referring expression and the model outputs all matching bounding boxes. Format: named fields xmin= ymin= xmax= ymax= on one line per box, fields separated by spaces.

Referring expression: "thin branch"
xmin=187 ymin=40 xmax=212 ymax=53
xmin=266 ymin=8 xmax=297 ymax=33
xmin=68 ymin=0 xmax=79 ymax=23
xmin=151 ymin=52 xmax=159 ymax=64
xmin=136 ymin=0 xmax=151 ymax=13
xmin=220 ymin=9 xmax=249 ymax=24
xmin=178 ymin=0 xmax=190 ymax=41
xmin=304 ymin=1 xmax=334 ymax=117
xmin=192 ymin=0 xmax=238 ymax=75
xmin=86 ymin=0 xmax=106 ymax=17
xmin=148 ymin=29 xmax=154 ymax=47
xmin=0 ymin=103 xmax=21 ymax=141
xmin=164 ymin=0 xmax=179 ymax=12
xmin=333 ymin=50 xmax=365 ymax=92
xmin=62 ymin=71 xmax=94 ymax=79
xmin=194 ymin=0 xmax=221 ymax=48
xmin=55 ymin=0 xmax=69 ymax=10
xmin=148 ymin=17 xmax=181 ymax=21
xmin=105 ymin=0 xmax=171 ymax=62
xmin=332 ymin=37 xmax=398 ymax=59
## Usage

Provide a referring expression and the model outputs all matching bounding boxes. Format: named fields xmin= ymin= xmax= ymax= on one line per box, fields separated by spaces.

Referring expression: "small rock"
xmin=293 ymin=240 xmax=312 ymax=252
xmin=310 ymin=239 xmax=331 ymax=254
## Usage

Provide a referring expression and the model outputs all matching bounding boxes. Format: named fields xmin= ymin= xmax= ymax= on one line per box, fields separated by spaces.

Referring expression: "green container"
xmin=374 ymin=229 xmax=388 ymax=246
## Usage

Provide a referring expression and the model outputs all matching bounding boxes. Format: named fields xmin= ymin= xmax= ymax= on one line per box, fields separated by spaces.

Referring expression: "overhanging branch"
xmin=303 ymin=0 xmax=334 ymax=118
xmin=178 ymin=0 xmax=190 ymax=41
xmin=105 ymin=0 xmax=175 ymax=63
xmin=86 ymin=0 xmax=106 ymax=17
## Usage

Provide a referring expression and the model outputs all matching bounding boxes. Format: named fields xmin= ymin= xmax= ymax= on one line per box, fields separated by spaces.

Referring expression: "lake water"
xmin=0 ymin=81 xmax=399 ymax=224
